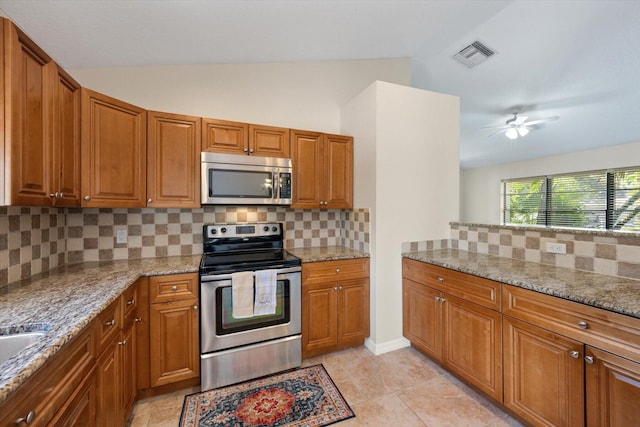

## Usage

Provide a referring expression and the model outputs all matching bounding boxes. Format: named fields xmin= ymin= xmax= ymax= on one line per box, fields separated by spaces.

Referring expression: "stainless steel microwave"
xmin=201 ymin=152 xmax=293 ymax=205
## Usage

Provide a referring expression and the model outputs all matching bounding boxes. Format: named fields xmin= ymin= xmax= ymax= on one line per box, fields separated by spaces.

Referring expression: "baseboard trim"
xmin=364 ymin=337 xmax=410 ymax=355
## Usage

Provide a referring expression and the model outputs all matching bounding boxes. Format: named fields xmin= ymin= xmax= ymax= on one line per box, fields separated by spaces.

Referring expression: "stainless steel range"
xmin=199 ymin=223 xmax=302 ymax=390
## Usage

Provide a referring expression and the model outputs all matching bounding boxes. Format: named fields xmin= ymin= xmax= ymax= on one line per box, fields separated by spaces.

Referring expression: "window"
xmin=502 ymin=167 xmax=640 ymax=232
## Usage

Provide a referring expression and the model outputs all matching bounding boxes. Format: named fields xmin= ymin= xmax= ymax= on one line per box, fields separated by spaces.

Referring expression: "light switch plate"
xmin=546 ymin=242 xmax=566 ymax=254
xmin=116 ymin=229 xmax=127 ymax=244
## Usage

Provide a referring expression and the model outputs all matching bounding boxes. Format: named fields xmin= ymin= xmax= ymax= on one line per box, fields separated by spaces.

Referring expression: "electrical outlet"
xmin=116 ymin=229 xmax=127 ymax=244
xmin=546 ymin=242 xmax=566 ymax=254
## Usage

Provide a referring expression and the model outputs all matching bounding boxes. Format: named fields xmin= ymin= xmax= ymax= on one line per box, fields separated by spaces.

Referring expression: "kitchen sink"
xmin=0 ymin=331 xmax=46 ymax=365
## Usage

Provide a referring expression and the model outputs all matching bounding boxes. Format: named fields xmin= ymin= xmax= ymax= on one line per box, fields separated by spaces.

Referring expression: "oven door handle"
xmin=200 ymin=266 xmax=301 ymax=282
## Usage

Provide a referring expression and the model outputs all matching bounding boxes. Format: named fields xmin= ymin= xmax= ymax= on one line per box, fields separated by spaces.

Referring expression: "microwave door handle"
xmin=273 ymin=171 xmax=280 ymax=201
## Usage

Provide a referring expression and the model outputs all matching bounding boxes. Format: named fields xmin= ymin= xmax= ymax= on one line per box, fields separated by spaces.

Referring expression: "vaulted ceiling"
xmin=1 ymin=0 xmax=638 ymax=168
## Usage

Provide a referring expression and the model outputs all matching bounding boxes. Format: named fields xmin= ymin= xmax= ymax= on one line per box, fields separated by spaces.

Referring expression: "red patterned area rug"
xmin=179 ymin=364 xmax=355 ymax=427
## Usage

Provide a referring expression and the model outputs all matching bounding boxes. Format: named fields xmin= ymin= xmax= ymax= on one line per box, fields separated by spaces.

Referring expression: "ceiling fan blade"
xmin=486 ymin=128 xmax=510 ymax=137
xmin=480 ymin=125 xmax=509 ymax=129
xmin=514 ymin=115 xmax=528 ymax=125
xmin=523 ymin=116 xmax=560 ymax=126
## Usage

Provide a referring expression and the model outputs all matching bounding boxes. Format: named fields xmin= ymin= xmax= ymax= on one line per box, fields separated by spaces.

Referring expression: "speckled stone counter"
xmin=287 ymin=246 xmax=369 ymax=263
xmin=0 ymin=255 xmax=200 ymax=405
xmin=403 ymin=249 xmax=640 ymax=319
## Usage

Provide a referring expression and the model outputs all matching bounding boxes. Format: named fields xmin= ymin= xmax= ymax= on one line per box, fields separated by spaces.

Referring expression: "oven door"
xmin=200 ymin=267 xmax=301 ymax=353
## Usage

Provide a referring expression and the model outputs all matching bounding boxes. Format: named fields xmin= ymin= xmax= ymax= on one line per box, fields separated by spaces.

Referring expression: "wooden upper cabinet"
xmin=291 ymin=130 xmax=323 ymax=208
xmin=291 ymin=130 xmax=353 ymax=209
xmin=324 ymin=134 xmax=353 ymax=208
xmin=147 ymin=111 xmax=201 ymax=208
xmin=249 ymin=124 xmax=290 ymax=157
xmin=4 ymin=20 xmax=54 ymax=205
xmin=202 ymin=118 xmax=248 ymax=154
xmin=51 ymin=65 xmax=81 ymax=206
xmin=81 ymin=88 xmax=147 ymax=207
xmin=202 ymin=118 xmax=290 ymax=158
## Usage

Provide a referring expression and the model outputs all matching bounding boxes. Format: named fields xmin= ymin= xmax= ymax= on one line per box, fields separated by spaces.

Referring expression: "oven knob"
xmin=211 ymin=229 xmax=217 ymax=235
xmin=272 ymin=226 xmax=278 ymax=232
xmin=221 ymin=227 xmax=227 ymax=233
xmin=263 ymin=226 xmax=269 ymax=232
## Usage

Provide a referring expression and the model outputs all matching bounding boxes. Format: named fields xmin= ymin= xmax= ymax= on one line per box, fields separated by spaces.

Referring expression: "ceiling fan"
xmin=484 ymin=112 xmax=559 ymax=140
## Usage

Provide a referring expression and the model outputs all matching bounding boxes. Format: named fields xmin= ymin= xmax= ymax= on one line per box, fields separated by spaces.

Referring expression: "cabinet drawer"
xmin=503 ymin=284 xmax=640 ymax=363
xmin=402 ymin=258 xmax=501 ymax=311
xmin=149 ymin=273 xmax=198 ymax=303
xmin=122 ymin=281 xmax=139 ymax=323
xmin=302 ymin=258 xmax=369 ymax=285
xmin=0 ymin=324 xmax=95 ymax=427
xmin=96 ymin=297 xmax=122 ymax=353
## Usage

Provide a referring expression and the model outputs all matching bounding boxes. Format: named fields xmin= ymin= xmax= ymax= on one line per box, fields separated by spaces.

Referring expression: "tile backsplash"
xmin=1 ymin=205 xmax=370 ymax=289
xmin=404 ymin=222 xmax=640 ymax=280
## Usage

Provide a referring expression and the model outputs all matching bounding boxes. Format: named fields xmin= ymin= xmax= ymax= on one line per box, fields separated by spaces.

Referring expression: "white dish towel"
xmin=253 ymin=269 xmax=277 ymax=316
xmin=231 ymin=271 xmax=254 ymax=319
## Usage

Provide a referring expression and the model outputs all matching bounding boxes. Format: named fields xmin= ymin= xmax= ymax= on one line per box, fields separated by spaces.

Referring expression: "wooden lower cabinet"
xmin=402 ymin=278 xmax=442 ymax=360
xmin=503 ymin=316 xmax=584 ymax=426
xmin=302 ymin=259 xmax=369 ymax=358
xmin=585 ymin=346 xmax=640 ymax=427
xmin=47 ymin=369 xmax=97 ymax=427
xmin=96 ymin=335 xmax=122 ymax=427
xmin=148 ymin=274 xmax=200 ymax=388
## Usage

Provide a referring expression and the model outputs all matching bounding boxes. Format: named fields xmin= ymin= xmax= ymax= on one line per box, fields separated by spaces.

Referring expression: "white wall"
xmin=461 ymin=140 xmax=640 ymax=224
xmin=69 ymin=58 xmax=410 ymax=135
xmin=342 ymin=81 xmax=460 ymax=353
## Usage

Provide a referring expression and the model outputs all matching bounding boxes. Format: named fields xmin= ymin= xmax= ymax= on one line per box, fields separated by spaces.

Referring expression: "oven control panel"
xmin=204 ymin=223 xmax=281 ymax=239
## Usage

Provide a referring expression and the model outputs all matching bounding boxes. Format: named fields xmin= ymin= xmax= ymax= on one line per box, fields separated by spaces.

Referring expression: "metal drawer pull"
xmin=105 ymin=319 xmax=115 ymax=326
xmin=193 ymin=305 xmax=198 ymax=311
xmin=577 ymin=321 xmax=588 ymax=329
xmin=570 ymin=351 xmax=580 ymax=359
xmin=127 ymin=298 xmax=135 ymax=306
xmin=118 ymin=340 xmax=127 ymax=345
xmin=437 ymin=277 xmax=444 ymax=283
xmin=171 ymin=285 xmax=178 ymax=291
xmin=135 ymin=317 xmax=143 ymax=323
xmin=15 ymin=410 xmax=36 ymax=424
xmin=336 ymin=268 xmax=340 ymax=273
xmin=585 ymin=356 xmax=595 ymax=364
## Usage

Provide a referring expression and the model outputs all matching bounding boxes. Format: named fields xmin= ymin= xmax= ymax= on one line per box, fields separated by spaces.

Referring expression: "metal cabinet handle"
xmin=58 ymin=192 xmax=64 ymax=199
xmin=437 ymin=277 xmax=444 ymax=283
xmin=15 ymin=410 xmax=36 ymax=425
xmin=135 ymin=317 xmax=143 ymax=323
xmin=585 ymin=356 xmax=595 ymax=364
xmin=333 ymin=286 xmax=338 ymax=291
xmin=127 ymin=299 xmax=135 ymax=306
xmin=244 ymin=148 xmax=249 ymax=152
xmin=577 ymin=321 xmax=588 ymax=329
xmin=118 ymin=340 xmax=127 ymax=345
xmin=336 ymin=268 xmax=340 ymax=273
xmin=84 ymin=195 xmax=91 ymax=201
xmin=570 ymin=351 xmax=580 ymax=359
xmin=147 ymin=198 xmax=152 ymax=204
xmin=193 ymin=305 xmax=198 ymax=311
xmin=249 ymin=148 xmax=254 ymax=153
xmin=49 ymin=193 xmax=56 ymax=198
xmin=171 ymin=285 xmax=178 ymax=291
xmin=105 ymin=319 xmax=115 ymax=326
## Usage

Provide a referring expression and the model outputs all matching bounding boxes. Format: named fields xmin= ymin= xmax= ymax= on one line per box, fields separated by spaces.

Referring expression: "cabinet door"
xmin=586 ymin=346 xmax=640 ymax=427
xmin=337 ymin=278 xmax=369 ymax=346
xmin=7 ymin=23 xmax=53 ymax=205
xmin=302 ymin=282 xmax=338 ymax=358
xmin=323 ymin=134 xmax=353 ymax=209
xmin=47 ymin=370 xmax=96 ymax=427
xmin=291 ymin=130 xmax=323 ymax=208
xmin=51 ymin=65 xmax=81 ymax=206
xmin=96 ymin=338 xmax=121 ymax=427
xmin=249 ymin=124 xmax=290 ymax=158
xmin=147 ymin=111 xmax=201 ymax=207
xmin=136 ymin=277 xmax=150 ymax=391
xmin=402 ymin=278 xmax=443 ymax=361
xmin=149 ymin=298 xmax=200 ymax=386
xmin=81 ymin=88 xmax=146 ymax=207
xmin=443 ymin=294 xmax=502 ymax=401
xmin=120 ymin=324 xmax=137 ymax=419
xmin=503 ymin=316 xmax=584 ymax=427
xmin=202 ymin=118 xmax=248 ymax=154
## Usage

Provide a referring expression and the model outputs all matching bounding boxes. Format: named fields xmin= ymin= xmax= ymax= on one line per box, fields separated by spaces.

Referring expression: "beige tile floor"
xmin=128 ymin=346 xmax=524 ymax=427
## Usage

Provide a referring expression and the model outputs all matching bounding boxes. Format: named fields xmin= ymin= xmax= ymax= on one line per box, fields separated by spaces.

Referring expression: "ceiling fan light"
xmin=505 ymin=128 xmax=518 ymax=140
xmin=517 ymin=127 xmax=529 ymax=137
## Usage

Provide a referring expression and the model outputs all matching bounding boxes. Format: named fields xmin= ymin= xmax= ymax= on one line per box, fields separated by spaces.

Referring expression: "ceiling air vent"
xmin=453 ymin=41 xmax=496 ymax=68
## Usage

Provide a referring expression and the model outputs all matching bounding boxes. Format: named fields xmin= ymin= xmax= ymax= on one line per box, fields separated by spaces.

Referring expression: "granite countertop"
xmin=403 ymin=249 xmax=640 ymax=319
xmin=0 ymin=255 xmax=201 ymax=405
xmin=287 ymin=246 xmax=370 ymax=263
